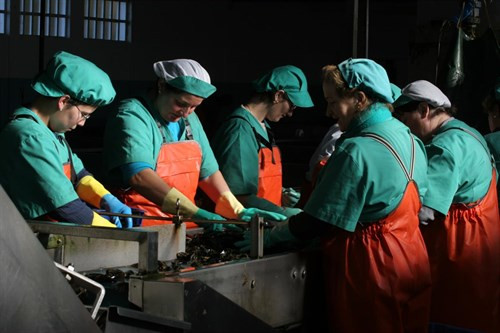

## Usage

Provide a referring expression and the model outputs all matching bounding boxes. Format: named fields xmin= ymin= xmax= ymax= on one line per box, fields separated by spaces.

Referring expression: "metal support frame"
xmin=250 ymin=215 xmax=264 ymax=259
xmin=28 ymin=221 xmax=159 ymax=273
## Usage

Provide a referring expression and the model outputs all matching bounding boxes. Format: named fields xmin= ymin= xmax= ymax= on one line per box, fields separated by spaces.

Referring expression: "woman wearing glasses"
xmin=0 ymin=51 xmax=132 ymax=228
xmin=212 ymin=66 xmax=314 ymax=217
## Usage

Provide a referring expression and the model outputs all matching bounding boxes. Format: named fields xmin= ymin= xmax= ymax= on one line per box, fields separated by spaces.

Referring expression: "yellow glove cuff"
xmin=76 ymin=175 xmax=111 ymax=208
xmin=161 ymin=187 xmax=199 ymax=217
xmin=215 ymin=191 xmax=245 ymax=219
xmin=91 ymin=212 xmax=117 ymax=228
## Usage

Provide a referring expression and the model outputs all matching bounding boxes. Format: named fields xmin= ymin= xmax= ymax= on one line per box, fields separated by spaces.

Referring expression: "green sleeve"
xmin=16 ymin=134 xmax=79 ymax=218
xmin=304 ymin=145 xmax=366 ymax=232
xmin=213 ymin=119 xmax=260 ymax=195
xmin=104 ymin=103 xmax=159 ymax=171
xmin=423 ymin=144 xmax=458 ymax=214
xmin=188 ymin=113 xmax=219 ymax=179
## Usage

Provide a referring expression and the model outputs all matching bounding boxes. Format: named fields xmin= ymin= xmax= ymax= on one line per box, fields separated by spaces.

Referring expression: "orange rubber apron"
xmin=322 ymin=133 xmax=431 ymax=333
xmin=229 ymin=115 xmax=282 ymax=206
xmin=117 ymin=117 xmax=201 ymax=228
xmin=421 ymin=127 xmax=500 ymax=333
xmin=257 ymin=144 xmax=282 ymax=206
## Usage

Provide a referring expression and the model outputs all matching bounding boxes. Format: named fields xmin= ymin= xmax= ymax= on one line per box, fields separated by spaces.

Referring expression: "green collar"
xmin=344 ymin=103 xmax=392 ymax=137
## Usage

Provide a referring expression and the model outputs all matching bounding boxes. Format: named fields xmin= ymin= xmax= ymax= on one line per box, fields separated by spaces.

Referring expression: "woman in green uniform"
xmin=103 ymin=59 xmax=285 ymax=228
xmin=0 ymin=51 xmax=131 ymax=228
xmin=237 ymin=58 xmax=432 ymax=333
xmin=212 ymin=66 xmax=314 ymax=217
xmin=394 ymin=80 xmax=500 ymax=333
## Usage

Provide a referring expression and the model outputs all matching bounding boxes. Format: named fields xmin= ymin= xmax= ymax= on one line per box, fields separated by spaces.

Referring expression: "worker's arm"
xmin=288 ymin=212 xmax=335 ymax=240
xmin=129 ymin=168 xmax=222 ymax=220
xmin=44 ymin=199 xmax=117 ymax=228
xmin=129 ymin=168 xmax=172 ymax=207
xmin=238 ymin=194 xmax=302 ymax=218
xmin=235 ymin=211 xmax=334 ymax=251
xmin=199 ymin=171 xmax=287 ymax=222
xmin=76 ymin=172 xmax=132 ymax=228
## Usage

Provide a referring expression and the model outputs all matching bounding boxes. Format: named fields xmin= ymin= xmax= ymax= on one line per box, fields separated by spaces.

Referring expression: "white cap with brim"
xmin=394 ymin=80 xmax=451 ymax=109
xmin=153 ymin=59 xmax=216 ymax=99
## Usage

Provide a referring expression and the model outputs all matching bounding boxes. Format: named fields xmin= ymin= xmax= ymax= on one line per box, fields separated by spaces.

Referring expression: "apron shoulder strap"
xmin=441 ymin=126 xmax=495 ymax=165
xmin=363 ymin=133 xmax=415 ymax=181
xmin=183 ymin=117 xmax=194 ymax=141
xmin=58 ymin=136 xmax=78 ymax=186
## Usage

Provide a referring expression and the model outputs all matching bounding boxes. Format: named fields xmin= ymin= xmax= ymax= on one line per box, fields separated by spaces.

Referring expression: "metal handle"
xmin=54 ymin=262 xmax=105 ymax=320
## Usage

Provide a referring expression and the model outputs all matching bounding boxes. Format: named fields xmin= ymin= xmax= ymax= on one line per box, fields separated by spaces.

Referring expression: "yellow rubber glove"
xmin=91 ymin=212 xmax=117 ymax=228
xmin=214 ymin=191 xmax=245 ymax=219
xmin=161 ymin=187 xmax=199 ymax=216
xmin=76 ymin=175 xmax=111 ymax=208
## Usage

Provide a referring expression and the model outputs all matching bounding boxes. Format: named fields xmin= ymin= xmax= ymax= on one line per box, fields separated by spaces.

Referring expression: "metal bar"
xmin=28 ymin=221 xmax=159 ymax=272
xmin=94 ymin=211 xmax=248 ymax=225
xmin=250 ymin=215 xmax=264 ymax=259
xmin=139 ymin=232 xmax=158 ymax=272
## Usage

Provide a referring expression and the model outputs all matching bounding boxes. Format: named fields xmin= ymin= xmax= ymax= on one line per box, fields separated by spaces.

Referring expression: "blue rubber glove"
xmin=194 ymin=208 xmax=227 ymax=232
xmin=100 ymin=194 xmax=133 ymax=228
xmin=238 ymin=208 xmax=287 ymax=222
xmin=281 ymin=187 xmax=301 ymax=208
xmin=235 ymin=222 xmax=296 ymax=252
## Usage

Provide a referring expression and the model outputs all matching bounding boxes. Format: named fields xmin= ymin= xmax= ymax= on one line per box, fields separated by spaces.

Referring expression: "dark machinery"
xmin=0 ymin=185 xmax=325 ymax=332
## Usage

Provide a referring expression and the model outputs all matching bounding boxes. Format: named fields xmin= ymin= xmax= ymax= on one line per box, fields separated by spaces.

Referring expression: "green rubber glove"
xmin=235 ymin=221 xmax=296 ymax=252
xmin=281 ymin=187 xmax=301 ymax=208
xmin=193 ymin=208 xmax=225 ymax=232
xmin=193 ymin=208 xmax=242 ymax=232
xmin=282 ymin=207 xmax=303 ymax=218
xmin=238 ymin=208 xmax=287 ymax=222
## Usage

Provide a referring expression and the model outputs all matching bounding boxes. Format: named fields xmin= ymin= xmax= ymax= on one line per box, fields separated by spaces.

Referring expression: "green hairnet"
xmin=252 ymin=65 xmax=314 ymax=108
xmin=338 ymin=58 xmax=393 ymax=103
xmin=32 ymin=51 xmax=116 ymax=106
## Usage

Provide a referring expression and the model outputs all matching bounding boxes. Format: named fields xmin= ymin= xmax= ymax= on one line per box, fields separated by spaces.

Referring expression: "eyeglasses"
xmin=74 ymin=104 xmax=91 ymax=120
xmin=285 ymin=94 xmax=296 ymax=111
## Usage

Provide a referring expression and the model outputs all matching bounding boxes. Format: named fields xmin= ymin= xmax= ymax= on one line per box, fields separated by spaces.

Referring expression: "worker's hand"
xmin=418 ymin=206 xmax=435 ymax=226
xmin=238 ymin=208 xmax=287 ymax=222
xmin=282 ymin=207 xmax=303 ymax=218
xmin=235 ymin=222 xmax=295 ymax=252
xmin=100 ymin=194 xmax=133 ymax=228
xmin=194 ymin=208 xmax=227 ymax=232
xmin=281 ymin=187 xmax=301 ymax=208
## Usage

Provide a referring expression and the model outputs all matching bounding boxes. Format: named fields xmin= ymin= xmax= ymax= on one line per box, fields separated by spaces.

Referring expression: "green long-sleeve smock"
xmin=0 ymin=107 xmax=85 ymax=219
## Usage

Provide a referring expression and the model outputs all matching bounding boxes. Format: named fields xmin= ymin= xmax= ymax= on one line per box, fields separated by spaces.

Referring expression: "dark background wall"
xmin=0 ymin=0 xmax=499 ymax=187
